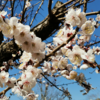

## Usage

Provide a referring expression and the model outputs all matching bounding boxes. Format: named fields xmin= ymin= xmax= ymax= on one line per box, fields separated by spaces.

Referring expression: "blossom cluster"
xmin=0 ymin=11 xmax=45 ymax=99
xmin=0 ymin=11 xmax=45 ymax=62
xmin=0 ymin=7 xmax=100 ymax=100
xmin=45 ymin=8 xmax=100 ymax=80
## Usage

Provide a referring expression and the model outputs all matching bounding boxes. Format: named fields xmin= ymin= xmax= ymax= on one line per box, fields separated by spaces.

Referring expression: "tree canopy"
xmin=0 ymin=0 xmax=100 ymax=100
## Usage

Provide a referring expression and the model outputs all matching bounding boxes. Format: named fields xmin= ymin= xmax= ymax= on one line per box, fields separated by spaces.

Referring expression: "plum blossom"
xmin=0 ymin=96 xmax=9 ymax=100
xmin=79 ymin=35 xmax=91 ymax=42
xmin=76 ymin=8 xmax=87 ymax=27
xmin=5 ymin=77 xmax=16 ymax=87
xmin=20 ymin=51 xmax=33 ymax=63
xmin=4 ymin=17 xmax=19 ymax=37
xmin=26 ymin=65 xmax=42 ymax=78
xmin=42 ymin=61 xmax=51 ymax=73
xmin=61 ymin=43 xmax=72 ymax=56
xmin=30 ymin=37 xmax=45 ymax=53
xmin=96 ymin=14 xmax=100 ymax=21
xmin=80 ymin=21 xmax=95 ymax=35
xmin=54 ymin=26 xmax=77 ymax=45
xmin=22 ymin=78 xmax=36 ymax=91
xmin=25 ymin=0 xmax=31 ymax=8
xmin=0 ymin=71 xmax=9 ymax=84
xmin=95 ymin=69 xmax=100 ymax=74
xmin=73 ymin=66 xmax=77 ymax=70
xmin=93 ymin=46 xmax=100 ymax=55
xmin=66 ymin=71 xmax=77 ymax=80
xmin=0 ymin=11 xmax=7 ymax=25
xmin=65 ymin=8 xmax=80 ymax=26
xmin=81 ymin=49 xmax=95 ymax=63
xmin=32 ymin=51 xmax=45 ymax=62
xmin=53 ymin=36 xmax=63 ymax=46
xmin=21 ymin=71 xmax=36 ymax=91
xmin=12 ymin=85 xmax=23 ymax=96
xmin=14 ymin=23 xmax=32 ymax=44
xmin=24 ymin=92 xmax=39 ymax=100
xmin=68 ymin=45 xmax=86 ymax=65
xmin=58 ymin=57 xmax=68 ymax=69
xmin=80 ymin=64 xmax=90 ymax=70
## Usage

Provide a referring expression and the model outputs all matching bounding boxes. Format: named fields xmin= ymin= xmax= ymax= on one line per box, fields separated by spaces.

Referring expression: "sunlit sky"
xmin=0 ymin=0 xmax=100 ymax=100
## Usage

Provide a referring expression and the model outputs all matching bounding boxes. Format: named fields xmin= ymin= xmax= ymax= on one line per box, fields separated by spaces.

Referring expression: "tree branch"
xmin=20 ymin=0 xmax=27 ymax=23
xmin=0 ymin=31 xmax=3 ymax=44
xmin=11 ymin=0 xmax=16 ymax=17
xmin=48 ymin=0 xmax=52 ymax=17
xmin=86 ymin=11 xmax=100 ymax=16
xmin=41 ymin=73 xmax=72 ymax=99
xmin=83 ymin=0 xmax=88 ymax=12
xmin=33 ymin=27 xmax=79 ymax=68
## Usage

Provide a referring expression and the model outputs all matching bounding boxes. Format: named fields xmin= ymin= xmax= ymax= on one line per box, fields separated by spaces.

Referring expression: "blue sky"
xmin=0 ymin=0 xmax=100 ymax=100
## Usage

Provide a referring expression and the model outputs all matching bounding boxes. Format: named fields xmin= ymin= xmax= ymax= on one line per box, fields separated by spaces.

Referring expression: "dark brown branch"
xmin=86 ymin=41 xmax=100 ymax=47
xmin=0 ymin=31 xmax=3 ymax=44
xmin=11 ymin=0 xmax=16 ymax=17
xmin=0 ymin=87 xmax=11 ymax=96
xmin=86 ymin=11 xmax=100 ymax=16
xmin=30 ymin=1 xmax=66 ymax=40
xmin=0 ymin=41 xmax=21 ymax=66
xmin=48 ymin=0 xmax=52 ymax=17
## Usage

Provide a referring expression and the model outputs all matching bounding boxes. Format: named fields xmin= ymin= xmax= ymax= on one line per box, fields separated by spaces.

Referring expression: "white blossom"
xmin=66 ymin=71 xmax=77 ymax=80
xmin=65 ymin=8 xmax=80 ymax=26
xmin=81 ymin=49 xmax=95 ymax=63
xmin=42 ymin=61 xmax=51 ymax=73
xmin=0 ymin=96 xmax=9 ymax=100
xmin=80 ymin=64 xmax=90 ymax=70
xmin=0 ymin=71 xmax=9 ymax=84
xmin=76 ymin=9 xmax=87 ymax=27
xmin=81 ymin=21 xmax=95 ymax=35
xmin=5 ymin=77 xmax=16 ymax=87
xmin=20 ymin=51 xmax=33 ymax=63
xmin=68 ymin=45 xmax=86 ymax=65
xmin=25 ymin=0 xmax=31 ymax=8
xmin=96 ymin=14 xmax=100 ymax=21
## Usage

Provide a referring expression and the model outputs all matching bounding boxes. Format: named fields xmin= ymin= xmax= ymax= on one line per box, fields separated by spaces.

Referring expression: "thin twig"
xmin=56 ymin=0 xmax=84 ymax=18
xmin=20 ymin=0 xmax=27 ymax=23
xmin=41 ymin=73 xmax=71 ymax=98
xmin=29 ymin=0 xmax=44 ymax=26
xmin=57 ymin=0 xmax=75 ymax=11
xmin=86 ymin=41 xmax=100 ymax=47
xmin=0 ymin=0 xmax=8 ymax=11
